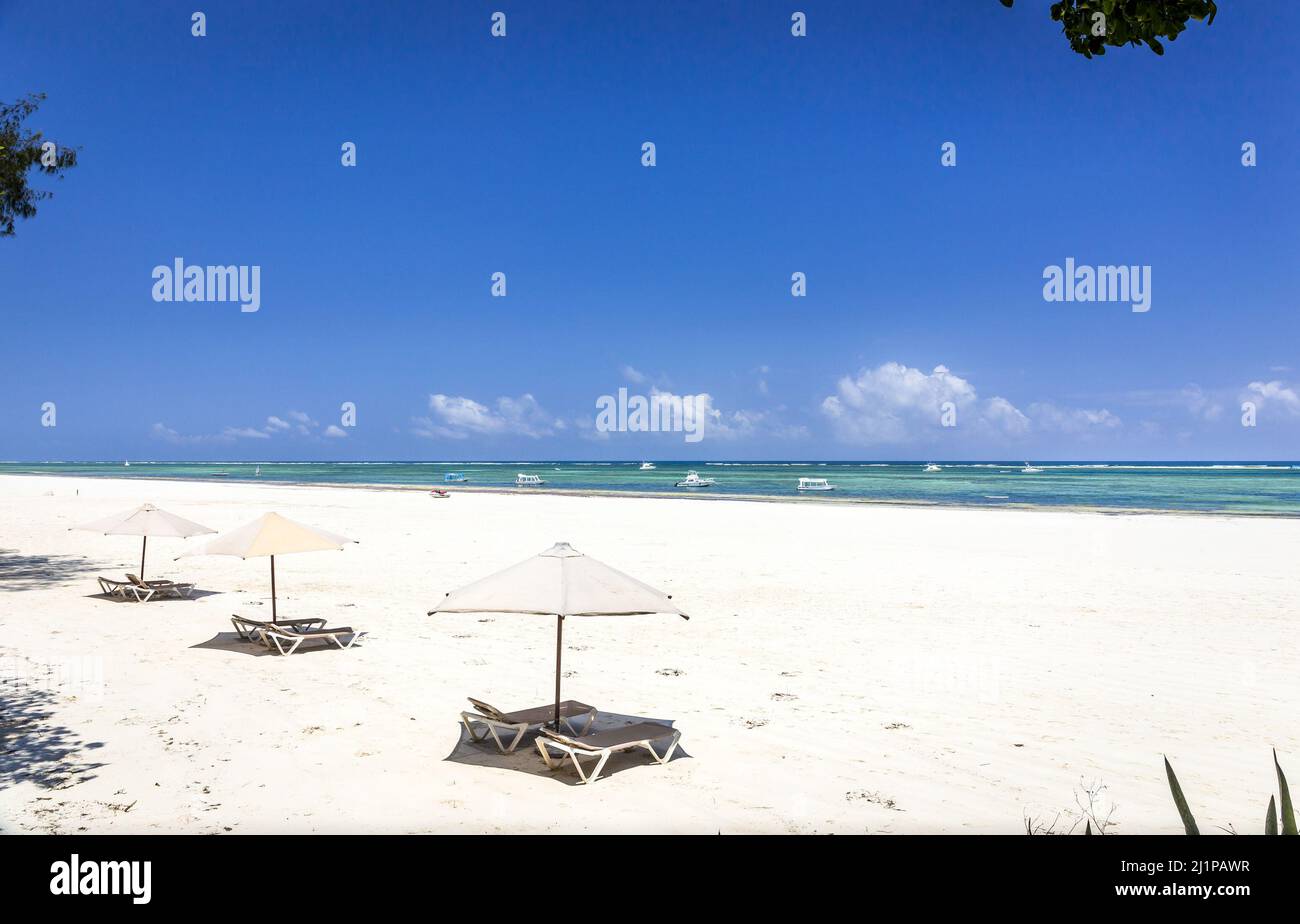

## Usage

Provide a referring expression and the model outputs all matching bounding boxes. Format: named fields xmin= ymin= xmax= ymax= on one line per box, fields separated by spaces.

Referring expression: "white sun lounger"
xmin=97 ymin=576 xmax=134 ymax=599
xmin=460 ymin=698 xmax=597 ymax=753
xmin=257 ymin=624 xmax=366 ymax=656
xmin=231 ymin=613 xmax=327 ymax=642
xmin=127 ymin=573 xmax=195 ymax=601
xmin=535 ymin=722 xmax=681 ymax=784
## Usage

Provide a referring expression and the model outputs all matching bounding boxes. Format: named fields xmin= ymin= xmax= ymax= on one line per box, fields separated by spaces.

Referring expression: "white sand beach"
xmin=1 ymin=473 xmax=1297 ymax=834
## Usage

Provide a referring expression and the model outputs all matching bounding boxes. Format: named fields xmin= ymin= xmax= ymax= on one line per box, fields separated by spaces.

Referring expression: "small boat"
xmin=211 ymin=472 xmax=230 ymax=477
xmin=444 ymin=472 xmax=468 ymax=483
xmin=516 ymin=473 xmax=545 ymax=486
xmin=1021 ymin=462 xmax=1043 ymax=473
xmin=429 ymin=489 xmax=450 ymax=498
xmin=123 ymin=460 xmax=130 ymax=467
xmin=639 ymin=461 xmax=657 ymax=470
xmin=796 ymin=477 xmax=835 ymax=492
xmin=255 ymin=465 xmax=261 ymax=477
xmin=923 ymin=463 xmax=942 ymax=473
xmin=675 ymin=471 xmax=715 ymax=488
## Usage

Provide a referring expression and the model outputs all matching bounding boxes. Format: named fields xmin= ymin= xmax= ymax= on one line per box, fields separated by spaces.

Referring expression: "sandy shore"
xmin=1 ymin=473 xmax=1296 ymax=834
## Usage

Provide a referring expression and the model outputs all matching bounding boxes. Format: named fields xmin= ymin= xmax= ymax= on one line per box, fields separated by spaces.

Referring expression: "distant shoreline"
xmin=5 ymin=470 xmax=1298 ymax=519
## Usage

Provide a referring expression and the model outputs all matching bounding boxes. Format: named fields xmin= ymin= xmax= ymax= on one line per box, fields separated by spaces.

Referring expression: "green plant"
xmin=1164 ymin=750 xmax=1296 ymax=835
xmin=999 ymin=0 xmax=1218 ymax=57
xmin=0 ymin=93 xmax=80 ymax=237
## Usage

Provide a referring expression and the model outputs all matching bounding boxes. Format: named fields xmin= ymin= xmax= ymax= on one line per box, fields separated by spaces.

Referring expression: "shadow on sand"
xmin=0 ymin=669 xmax=105 ymax=796
xmin=0 ymin=548 xmax=108 ymax=592
xmin=190 ymin=630 xmax=366 ymax=658
xmin=86 ymin=588 xmax=222 ymax=604
xmin=442 ymin=710 xmax=690 ymax=786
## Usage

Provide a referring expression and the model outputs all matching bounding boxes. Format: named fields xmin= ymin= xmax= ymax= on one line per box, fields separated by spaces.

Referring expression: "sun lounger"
xmin=127 ymin=573 xmax=194 ymax=601
xmin=231 ymin=614 xmax=327 ymax=642
xmin=256 ymin=624 xmax=366 ymax=656
xmin=97 ymin=576 xmax=134 ymax=598
xmin=535 ymin=722 xmax=681 ymax=784
xmin=460 ymin=698 xmax=597 ymax=753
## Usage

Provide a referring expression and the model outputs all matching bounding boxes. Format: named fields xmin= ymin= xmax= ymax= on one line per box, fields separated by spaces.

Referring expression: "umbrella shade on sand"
xmin=72 ymin=503 xmax=215 ymax=579
xmin=428 ymin=542 xmax=688 ymax=729
xmin=178 ymin=512 xmax=356 ymax=623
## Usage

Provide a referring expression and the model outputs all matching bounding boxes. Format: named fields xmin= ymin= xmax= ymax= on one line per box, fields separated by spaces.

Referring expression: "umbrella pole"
xmin=271 ymin=554 xmax=277 ymax=624
xmin=140 ymin=536 xmax=147 ymax=580
xmin=553 ymin=614 xmax=564 ymax=730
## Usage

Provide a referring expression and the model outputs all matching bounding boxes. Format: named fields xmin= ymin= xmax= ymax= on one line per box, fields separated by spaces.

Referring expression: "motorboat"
xmin=516 ymin=473 xmax=545 ymax=486
xmin=675 ymin=471 xmax=715 ymax=488
xmin=430 ymin=489 xmax=450 ymax=498
xmin=444 ymin=472 xmax=468 ymax=483
xmin=639 ymin=462 xmax=656 ymax=470
xmin=796 ymin=477 xmax=835 ymax=492
xmin=1021 ymin=462 xmax=1043 ymax=473
xmin=923 ymin=463 xmax=942 ymax=473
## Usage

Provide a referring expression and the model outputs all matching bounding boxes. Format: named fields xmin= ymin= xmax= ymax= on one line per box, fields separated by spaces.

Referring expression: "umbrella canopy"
xmin=72 ymin=503 xmax=215 ymax=579
xmin=179 ymin=512 xmax=355 ymax=559
xmin=179 ymin=512 xmax=356 ymax=622
xmin=429 ymin=542 xmax=687 ymax=728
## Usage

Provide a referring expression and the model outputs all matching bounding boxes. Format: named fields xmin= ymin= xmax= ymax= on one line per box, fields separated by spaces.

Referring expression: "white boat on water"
xmin=255 ymin=465 xmax=261 ymax=477
xmin=515 ymin=473 xmax=545 ymax=486
xmin=675 ymin=470 xmax=715 ymax=488
xmin=1021 ymin=462 xmax=1043 ymax=473
xmin=639 ymin=462 xmax=656 ymax=470
xmin=923 ymin=463 xmax=942 ymax=473
xmin=796 ymin=477 xmax=835 ymax=492
xmin=123 ymin=460 xmax=130 ymax=467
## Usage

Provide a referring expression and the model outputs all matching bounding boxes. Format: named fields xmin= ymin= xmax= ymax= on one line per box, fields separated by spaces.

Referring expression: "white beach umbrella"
xmin=72 ymin=503 xmax=215 ymax=579
xmin=178 ymin=512 xmax=356 ymax=623
xmin=428 ymin=542 xmax=688 ymax=729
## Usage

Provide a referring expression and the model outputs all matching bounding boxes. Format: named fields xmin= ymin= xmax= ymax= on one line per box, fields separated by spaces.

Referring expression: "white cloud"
xmin=1180 ymin=384 xmax=1223 ymax=422
xmin=821 ymin=362 xmax=1026 ymax=444
xmin=412 ymin=393 xmax=561 ymax=440
xmin=222 ymin=426 xmax=272 ymax=440
xmin=1027 ymin=402 xmax=1122 ymax=434
xmin=322 ymin=425 xmax=348 ymax=438
xmin=1243 ymin=379 xmax=1300 ymax=415
xmin=152 ymin=410 xmax=340 ymax=443
xmin=620 ymin=365 xmax=647 ymax=384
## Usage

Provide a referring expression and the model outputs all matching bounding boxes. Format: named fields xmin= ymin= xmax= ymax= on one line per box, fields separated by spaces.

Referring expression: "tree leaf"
xmin=1165 ymin=756 xmax=1200 ymax=835
xmin=1276 ymin=749 xmax=1297 ymax=835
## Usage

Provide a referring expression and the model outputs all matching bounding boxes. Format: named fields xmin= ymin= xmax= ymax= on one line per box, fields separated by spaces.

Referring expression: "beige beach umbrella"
xmin=178 ymin=512 xmax=356 ymax=623
xmin=428 ymin=542 xmax=688 ymax=729
xmin=72 ymin=503 xmax=215 ymax=579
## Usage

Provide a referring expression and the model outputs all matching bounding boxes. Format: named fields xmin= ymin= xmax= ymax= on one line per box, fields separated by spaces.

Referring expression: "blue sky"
xmin=2 ymin=0 xmax=1297 ymax=461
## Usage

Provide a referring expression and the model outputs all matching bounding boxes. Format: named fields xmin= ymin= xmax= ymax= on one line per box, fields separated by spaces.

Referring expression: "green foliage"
xmin=1165 ymin=751 xmax=1296 ymax=835
xmin=1277 ymin=748 xmax=1297 ymax=835
xmin=1164 ymin=756 xmax=1200 ymax=835
xmin=1000 ymin=1 xmax=1218 ymax=58
xmin=0 ymin=93 xmax=80 ymax=237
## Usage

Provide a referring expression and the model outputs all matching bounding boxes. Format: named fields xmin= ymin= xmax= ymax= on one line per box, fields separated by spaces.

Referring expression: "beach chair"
xmin=460 ymin=698 xmax=597 ymax=753
xmin=97 ymin=576 xmax=135 ymax=598
xmin=256 ymin=623 xmax=366 ymax=656
xmin=231 ymin=614 xmax=327 ymax=642
xmin=535 ymin=722 xmax=681 ymax=784
xmin=127 ymin=573 xmax=194 ymax=601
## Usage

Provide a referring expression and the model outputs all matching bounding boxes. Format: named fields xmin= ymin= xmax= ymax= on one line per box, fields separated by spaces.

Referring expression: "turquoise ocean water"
xmin=4 ymin=461 xmax=1300 ymax=515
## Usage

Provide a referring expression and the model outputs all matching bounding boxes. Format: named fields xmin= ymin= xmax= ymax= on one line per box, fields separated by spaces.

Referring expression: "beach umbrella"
xmin=72 ymin=503 xmax=215 ymax=579
xmin=428 ymin=542 xmax=688 ymax=729
xmin=178 ymin=512 xmax=356 ymax=623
